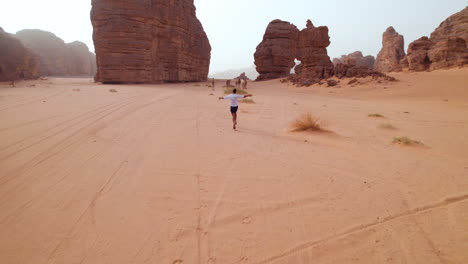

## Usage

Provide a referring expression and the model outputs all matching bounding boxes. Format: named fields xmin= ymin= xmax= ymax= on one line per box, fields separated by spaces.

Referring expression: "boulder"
xmin=91 ymin=0 xmax=211 ymax=83
xmin=374 ymin=27 xmax=406 ymax=72
xmin=254 ymin=19 xmax=299 ymax=81
xmin=296 ymin=20 xmax=334 ymax=80
xmin=0 ymin=27 xmax=40 ymax=81
xmin=427 ymin=7 xmax=468 ymax=70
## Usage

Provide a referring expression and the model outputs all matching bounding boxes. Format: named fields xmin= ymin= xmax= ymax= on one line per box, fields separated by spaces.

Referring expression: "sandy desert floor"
xmin=0 ymin=68 xmax=467 ymax=264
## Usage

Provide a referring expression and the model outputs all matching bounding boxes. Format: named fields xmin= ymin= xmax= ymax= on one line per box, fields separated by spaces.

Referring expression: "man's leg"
xmin=231 ymin=113 xmax=237 ymax=129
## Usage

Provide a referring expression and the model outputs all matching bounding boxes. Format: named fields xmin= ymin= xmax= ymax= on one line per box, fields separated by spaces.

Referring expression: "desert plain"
xmin=0 ymin=68 xmax=467 ymax=263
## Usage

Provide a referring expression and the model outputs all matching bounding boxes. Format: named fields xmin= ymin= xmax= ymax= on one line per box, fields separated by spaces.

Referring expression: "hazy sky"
xmin=1 ymin=0 xmax=466 ymax=73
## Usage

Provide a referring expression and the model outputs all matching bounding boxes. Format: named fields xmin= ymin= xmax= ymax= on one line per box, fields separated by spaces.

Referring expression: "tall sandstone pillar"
xmin=91 ymin=0 xmax=211 ymax=83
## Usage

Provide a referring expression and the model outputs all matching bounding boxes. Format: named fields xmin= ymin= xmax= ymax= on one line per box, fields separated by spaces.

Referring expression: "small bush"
xmin=290 ymin=113 xmax=325 ymax=132
xmin=240 ymin=98 xmax=255 ymax=104
xmin=379 ymin=123 xmax=396 ymax=130
xmin=368 ymin=113 xmax=385 ymax=118
xmin=109 ymin=89 xmax=118 ymax=93
xmin=392 ymin=137 xmax=422 ymax=146
xmin=224 ymin=88 xmax=248 ymax=95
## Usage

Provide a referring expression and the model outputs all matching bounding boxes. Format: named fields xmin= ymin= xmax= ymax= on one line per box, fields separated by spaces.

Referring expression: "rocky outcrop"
xmin=0 ymin=27 xmax=40 ymax=81
xmin=14 ymin=29 xmax=96 ymax=77
xmin=406 ymin=37 xmax=433 ymax=71
xmin=91 ymin=0 xmax=211 ymax=83
xmin=234 ymin=72 xmax=250 ymax=80
xmin=332 ymin=51 xmax=376 ymax=78
xmin=254 ymin=20 xmax=299 ymax=81
xmin=254 ymin=19 xmax=334 ymax=81
xmin=333 ymin=51 xmax=375 ymax=68
xmin=374 ymin=27 xmax=405 ymax=72
xmin=296 ymin=20 xmax=334 ymax=80
xmin=427 ymin=7 xmax=468 ymax=70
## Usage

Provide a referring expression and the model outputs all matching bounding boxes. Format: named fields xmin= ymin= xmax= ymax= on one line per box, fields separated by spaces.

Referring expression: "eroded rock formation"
xmin=296 ymin=20 xmax=334 ymax=80
xmin=427 ymin=7 xmax=468 ymax=70
xmin=14 ymin=29 xmax=96 ymax=77
xmin=0 ymin=27 xmax=39 ymax=81
xmin=406 ymin=37 xmax=433 ymax=71
xmin=91 ymin=0 xmax=211 ymax=83
xmin=333 ymin=51 xmax=376 ymax=77
xmin=254 ymin=20 xmax=299 ymax=81
xmin=374 ymin=27 xmax=405 ymax=72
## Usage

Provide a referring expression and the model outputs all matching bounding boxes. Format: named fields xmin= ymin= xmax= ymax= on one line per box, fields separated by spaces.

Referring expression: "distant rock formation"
xmin=254 ymin=20 xmax=299 ymax=81
xmin=334 ymin=52 xmax=382 ymax=78
xmin=374 ymin=27 xmax=406 ymax=72
xmin=66 ymin=41 xmax=97 ymax=76
xmin=296 ymin=20 xmax=334 ymax=80
xmin=91 ymin=0 xmax=211 ymax=83
xmin=405 ymin=7 xmax=467 ymax=71
xmin=334 ymin=51 xmax=375 ymax=69
xmin=0 ymin=27 xmax=40 ymax=81
xmin=234 ymin=72 xmax=250 ymax=80
xmin=14 ymin=29 xmax=96 ymax=77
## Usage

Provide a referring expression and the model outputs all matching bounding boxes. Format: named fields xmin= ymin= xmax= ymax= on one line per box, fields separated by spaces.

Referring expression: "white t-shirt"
xmin=224 ymin=94 xmax=245 ymax=107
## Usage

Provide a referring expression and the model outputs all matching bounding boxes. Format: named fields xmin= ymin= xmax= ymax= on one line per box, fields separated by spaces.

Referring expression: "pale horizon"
xmin=0 ymin=0 xmax=466 ymax=74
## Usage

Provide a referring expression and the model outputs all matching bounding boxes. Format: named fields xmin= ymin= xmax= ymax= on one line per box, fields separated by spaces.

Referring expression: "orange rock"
xmin=91 ymin=0 xmax=211 ymax=83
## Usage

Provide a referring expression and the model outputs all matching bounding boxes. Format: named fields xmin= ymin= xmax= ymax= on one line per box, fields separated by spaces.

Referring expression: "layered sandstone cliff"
xmin=0 ymin=27 xmax=40 ymax=81
xmin=14 ymin=29 xmax=96 ymax=77
xmin=91 ymin=0 xmax=211 ymax=83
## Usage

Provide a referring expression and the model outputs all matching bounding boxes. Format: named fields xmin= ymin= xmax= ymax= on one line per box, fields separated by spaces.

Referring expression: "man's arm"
xmin=243 ymin=94 xmax=253 ymax=98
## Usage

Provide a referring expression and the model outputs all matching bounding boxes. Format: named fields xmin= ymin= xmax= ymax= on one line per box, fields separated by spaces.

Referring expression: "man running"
xmin=219 ymin=89 xmax=252 ymax=130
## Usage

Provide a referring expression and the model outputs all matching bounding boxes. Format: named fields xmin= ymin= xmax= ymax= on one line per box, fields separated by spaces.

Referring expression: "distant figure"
xmin=226 ymin=80 xmax=231 ymax=87
xmin=211 ymin=78 xmax=215 ymax=87
xmin=241 ymin=79 xmax=247 ymax=89
xmin=219 ymin=89 xmax=252 ymax=130
xmin=236 ymin=79 xmax=241 ymax=88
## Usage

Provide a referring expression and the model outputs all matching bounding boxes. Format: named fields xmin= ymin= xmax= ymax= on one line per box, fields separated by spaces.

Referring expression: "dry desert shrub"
xmin=109 ymin=89 xmax=118 ymax=93
xmin=379 ymin=123 xmax=396 ymax=129
xmin=368 ymin=113 xmax=385 ymax=118
xmin=224 ymin=88 xmax=248 ymax=95
xmin=392 ymin=137 xmax=422 ymax=146
xmin=290 ymin=113 xmax=325 ymax=132
xmin=240 ymin=98 xmax=255 ymax=104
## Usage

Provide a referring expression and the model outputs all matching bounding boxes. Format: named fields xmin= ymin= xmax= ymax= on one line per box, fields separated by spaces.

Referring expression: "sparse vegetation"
xmin=379 ymin=123 xmax=396 ymax=129
xmin=224 ymin=88 xmax=248 ymax=95
xmin=290 ymin=113 xmax=325 ymax=132
xmin=392 ymin=137 xmax=422 ymax=146
xmin=193 ymin=84 xmax=201 ymax=87
xmin=109 ymin=89 xmax=118 ymax=93
xmin=240 ymin=98 xmax=255 ymax=104
xmin=368 ymin=113 xmax=385 ymax=118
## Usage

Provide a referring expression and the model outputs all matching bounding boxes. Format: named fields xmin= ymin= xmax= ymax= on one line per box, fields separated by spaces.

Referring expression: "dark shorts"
xmin=230 ymin=106 xmax=238 ymax=113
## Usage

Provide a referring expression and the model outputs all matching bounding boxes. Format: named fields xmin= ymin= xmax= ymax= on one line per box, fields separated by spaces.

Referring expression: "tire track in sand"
xmin=255 ymin=193 xmax=468 ymax=264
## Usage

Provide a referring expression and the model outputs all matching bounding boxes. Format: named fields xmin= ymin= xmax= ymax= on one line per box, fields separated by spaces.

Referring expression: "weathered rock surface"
xmin=427 ymin=7 xmax=468 ymax=70
xmin=254 ymin=20 xmax=299 ymax=81
xmin=374 ymin=27 xmax=405 ymax=72
xmin=333 ymin=51 xmax=375 ymax=69
xmin=91 ymin=0 xmax=211 ymax=83
xmin=14 ymin=29 xmax=96 ymax=77
xmin=333 ymin=51 xmax=377 ymax=78
xmin=0 ymin=27 xmax=40 ymax=81
xmin=296 ymin=20 xmax=334 ymax=80
xmin=407 ymin=37 xmax=433 ymax=71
